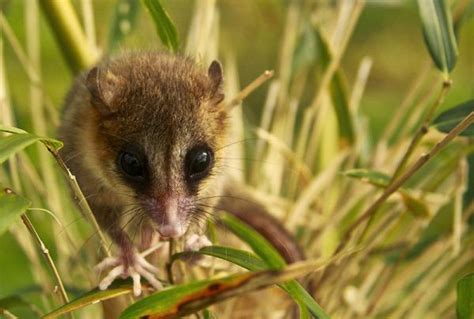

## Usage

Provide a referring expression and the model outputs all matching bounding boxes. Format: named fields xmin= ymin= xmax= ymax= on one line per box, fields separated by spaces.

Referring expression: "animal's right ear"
xmin=86 ymin=67 xmax=122 ymax=116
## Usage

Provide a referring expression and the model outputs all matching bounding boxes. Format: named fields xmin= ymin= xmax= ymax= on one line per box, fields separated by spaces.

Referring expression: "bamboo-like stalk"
xmin=39 ymin=0 xmax=97 ymax=73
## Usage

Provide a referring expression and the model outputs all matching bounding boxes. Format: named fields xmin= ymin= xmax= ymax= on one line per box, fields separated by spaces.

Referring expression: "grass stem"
xmin=39 ymin=0 xmax=97 ymax=73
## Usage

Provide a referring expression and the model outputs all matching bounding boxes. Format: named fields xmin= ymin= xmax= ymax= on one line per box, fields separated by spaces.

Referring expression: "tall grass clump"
xmin=1 ymin=0 xmax=473 ymax=318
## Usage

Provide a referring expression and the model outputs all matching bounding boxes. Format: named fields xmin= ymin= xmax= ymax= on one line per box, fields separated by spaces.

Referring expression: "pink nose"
xmin=157 ymin=224 xmax=186 ymax=238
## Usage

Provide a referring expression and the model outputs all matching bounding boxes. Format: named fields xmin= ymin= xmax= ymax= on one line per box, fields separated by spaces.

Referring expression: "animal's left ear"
xmin=208 ymin=60 xmax=224 ymax=104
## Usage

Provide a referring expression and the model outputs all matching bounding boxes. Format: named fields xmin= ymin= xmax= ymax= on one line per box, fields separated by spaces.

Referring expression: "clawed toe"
xmin=96 ymin=250 xmax=162 ymax=296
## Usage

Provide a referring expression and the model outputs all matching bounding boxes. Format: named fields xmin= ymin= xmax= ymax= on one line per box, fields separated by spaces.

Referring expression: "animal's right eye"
xmin=118 ymin=151 xmax=145 ymax=179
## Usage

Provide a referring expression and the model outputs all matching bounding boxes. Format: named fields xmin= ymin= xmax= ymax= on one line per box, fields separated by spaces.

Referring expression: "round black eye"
xmin=185 ymin=146 xmax=213 ymax=182
xmin=118 ymin=152 xmax=144 ymax=178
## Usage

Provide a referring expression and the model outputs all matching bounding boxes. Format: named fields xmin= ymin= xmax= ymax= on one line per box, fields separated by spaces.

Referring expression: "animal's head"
xmin=85 ymin=53 xmax=228 ymax=238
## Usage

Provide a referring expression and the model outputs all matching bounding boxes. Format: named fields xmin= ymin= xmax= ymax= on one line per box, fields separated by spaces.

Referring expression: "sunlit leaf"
xmin=141 ymin=0 xmax=179 ymax=52
xmin=432 ymin=100 xmax=474 ymax=136
xmin=0 ymin=134 xmax=42 ymax=165
xmin=400 ymin=192 xmax=431 ymax=219
xmin=108 ymin=0 xmax=140 ymax=51
xmin=417 ymin=0 xmax=458 ymax=75
xmin=43 ymin=280 xmax=141 ymax=319
xmin=457 ymin=273 xmax=474 ymax=319
xmin=0 ymin=186 xmax=31 ymax=236
xmin=0 ymin=125 xmax=63 ymax=164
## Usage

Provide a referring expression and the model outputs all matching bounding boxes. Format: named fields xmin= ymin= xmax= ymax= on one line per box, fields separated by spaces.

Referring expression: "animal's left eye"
xmin=185 ymin=146 xmax=214 ymax=182
xmin=117 ymin=151 xmax=146 ymax=180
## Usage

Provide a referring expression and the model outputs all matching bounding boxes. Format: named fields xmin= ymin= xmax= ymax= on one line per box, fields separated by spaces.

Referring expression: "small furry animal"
xmin=59 ymin=52 xmax=303 ymax=296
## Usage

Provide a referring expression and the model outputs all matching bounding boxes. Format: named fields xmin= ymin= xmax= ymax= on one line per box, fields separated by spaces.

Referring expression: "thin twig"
xmin=47 ymin=148 xmax=112 ymax=258
xmin=391 ymin=80 xmax=452 ymax=180
xmin=18 ymin=210 xmax=70 ymax=305
xmin=166 ymin=239 xmax=176 ymax=284
xmin=225 ymin=70 xmax=274 ymax=110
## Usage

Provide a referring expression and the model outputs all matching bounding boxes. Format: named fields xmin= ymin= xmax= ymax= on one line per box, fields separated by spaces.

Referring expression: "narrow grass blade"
xmin=141 ymin=0 xmax=179 ymax=52
xmin=316 ymin=28 xmax=355 ymax=146
xmin=457 ymin=273 xmax=474 ymax=319
xmin=42 ymin=280 xmax=139 ymax=319
xmin=432 ymin=100 xmax=474 ymax=136
xmin=417 ymin=0 xmax=458 ymax=75
xmin=171 ymin=246 xmax=267 ymax=271
xmin=108 ymin=0 xmax=140 ymax=51
xmin=0 ymin=186 xmax=31 ymax=236
xmin=219 ymin=213 xmax=286 ymax=268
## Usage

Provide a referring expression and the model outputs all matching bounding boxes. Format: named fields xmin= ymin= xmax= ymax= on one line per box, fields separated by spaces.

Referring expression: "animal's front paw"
xmin=183 ymin=234 xmax=212 ymax=266
xmin=185 ymin=234 xmax=212 ymax=252
xmin=95 ymin=250 xmax=163 ymax=296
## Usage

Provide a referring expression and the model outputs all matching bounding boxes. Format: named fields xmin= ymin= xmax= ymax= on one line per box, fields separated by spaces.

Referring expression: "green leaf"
xmin=432 ymin=100 xmax=474 ymax=136
xmin=171 ymin=246 xmax=267 ymax=271
xmin=108 ymin=0 xmax=140 ymax=51
xmin=43 ymin=280 xmax=139 ymax=319
xmin=0 ymin=125 xmax=63 ymax=165
xmin=141 ymin=0 xmax=179 ymax=52
xmin=417 ymin=0 xmax=458 ymax=75
xmin=0 ymin=134 xmax=43 ymax=165
xmin=343 ymin=169 xmax=391 ymax=188
xmin=400 ymin=192 xmax=431 ymax=219
xmin=457 ymin=273 xmax=474 ymax=319
xmin=0 ymin=186 xmax=31 ymax=236
xmin=219 ymin=213 xmax=286 ymax=268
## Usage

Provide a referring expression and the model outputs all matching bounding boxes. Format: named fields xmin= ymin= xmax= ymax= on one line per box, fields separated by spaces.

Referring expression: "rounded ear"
xmin=208 ymin=60 xmax=224 ymax=104
xmin=86 ymin=66 xmax=122 ymax=116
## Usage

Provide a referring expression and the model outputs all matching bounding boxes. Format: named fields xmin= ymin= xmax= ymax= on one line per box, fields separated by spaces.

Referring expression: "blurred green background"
xmin=1 ymin=0 xmax=473 ymax=314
